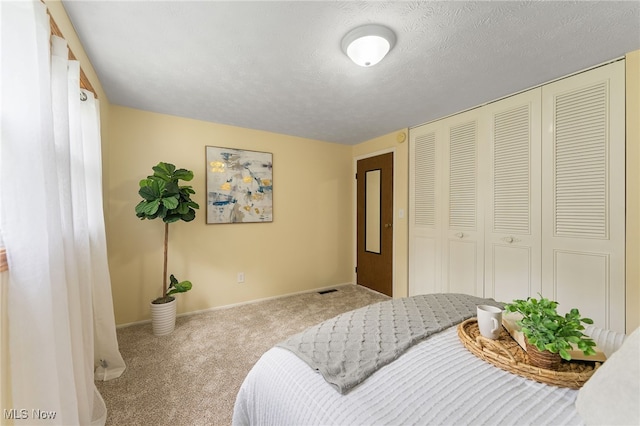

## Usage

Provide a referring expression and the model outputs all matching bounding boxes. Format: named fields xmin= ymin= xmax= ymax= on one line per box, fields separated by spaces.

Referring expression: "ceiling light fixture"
xmin=341 ymin=24 xmax=396 ymax=67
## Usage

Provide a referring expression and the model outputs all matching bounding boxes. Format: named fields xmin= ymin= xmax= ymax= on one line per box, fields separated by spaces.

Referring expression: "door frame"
xmin=353 ymin=148 xmax=397 ymax=296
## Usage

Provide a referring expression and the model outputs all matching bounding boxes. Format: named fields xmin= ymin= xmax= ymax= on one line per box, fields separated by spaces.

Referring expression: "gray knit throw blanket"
xmin=277 ymin=293 xmax=503 ymax=394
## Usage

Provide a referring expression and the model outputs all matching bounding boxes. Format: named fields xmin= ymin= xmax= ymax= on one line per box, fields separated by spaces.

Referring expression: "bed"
xmin=233 ymin=294 xmax=638 ymax=426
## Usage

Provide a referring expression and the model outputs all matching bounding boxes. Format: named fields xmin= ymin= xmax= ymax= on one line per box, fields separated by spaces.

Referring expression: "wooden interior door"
xmin=357 ymin=153 xmax=393 ymax=296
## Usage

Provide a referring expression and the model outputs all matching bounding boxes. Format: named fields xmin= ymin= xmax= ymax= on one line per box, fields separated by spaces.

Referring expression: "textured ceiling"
xmin=61 ymin=1 xmax=640 ymax=145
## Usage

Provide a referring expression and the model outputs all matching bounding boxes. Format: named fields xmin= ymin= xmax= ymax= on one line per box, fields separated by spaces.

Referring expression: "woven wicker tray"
xmin=457 ymin=318 xmax=600 ymax=389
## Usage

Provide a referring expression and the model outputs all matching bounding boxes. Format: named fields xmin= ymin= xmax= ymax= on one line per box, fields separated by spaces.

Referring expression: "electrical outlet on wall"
xmin=237 ymin=272 xmax=245 ymax=283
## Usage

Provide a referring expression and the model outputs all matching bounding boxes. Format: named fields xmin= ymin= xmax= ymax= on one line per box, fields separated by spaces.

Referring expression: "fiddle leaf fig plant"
xmin=504 ymin=295 xmax=596 ymax=361
xmin=135 ymin=162 xmax=199 ymax=304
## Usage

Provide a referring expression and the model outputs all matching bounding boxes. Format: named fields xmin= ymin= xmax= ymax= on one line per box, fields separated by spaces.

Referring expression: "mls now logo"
xmin=4 ymin=409 xmax=57 ymax=420
xmin=3 ymin=409 xmax=28 ymax=420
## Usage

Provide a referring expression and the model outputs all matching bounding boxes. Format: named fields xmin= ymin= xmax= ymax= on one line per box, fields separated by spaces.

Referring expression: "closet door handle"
xmin=455 ymin=232 xmax=464 ymax=239
xmin=501 ymin=236 xmax=520 ymax=244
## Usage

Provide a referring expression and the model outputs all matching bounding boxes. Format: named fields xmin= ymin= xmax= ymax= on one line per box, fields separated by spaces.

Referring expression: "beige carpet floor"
xmin=96 ymin=284 xmax=389 ymax=426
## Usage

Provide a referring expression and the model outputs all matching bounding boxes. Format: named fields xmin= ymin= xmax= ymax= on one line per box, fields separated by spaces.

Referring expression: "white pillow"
xmin=576 ymin=327 xmax=639 ymax=425
xmin=584 ymin=325 xmax=627 ymax=358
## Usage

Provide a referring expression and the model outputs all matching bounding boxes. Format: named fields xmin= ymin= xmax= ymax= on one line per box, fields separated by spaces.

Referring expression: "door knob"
xmin=456 ymin=232 xmax=464 ymax=238
xmin=384 ymin=223 xmax=393 ymax=228
xmin=502 ymin=236 xmax=519 ymax=244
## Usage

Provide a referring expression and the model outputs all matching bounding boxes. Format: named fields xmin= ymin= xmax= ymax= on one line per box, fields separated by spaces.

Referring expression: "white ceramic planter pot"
xmin=150 ymin=297 xmax=176 ymax=336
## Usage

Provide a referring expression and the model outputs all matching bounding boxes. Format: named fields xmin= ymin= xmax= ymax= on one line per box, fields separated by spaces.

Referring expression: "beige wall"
xmin=626 ymin=50 xmax=640 ymax=333
xmin=352 ymin=130 xmax=410 ymax=298
xmin=107 ymin=107 xmax=354 ymax=324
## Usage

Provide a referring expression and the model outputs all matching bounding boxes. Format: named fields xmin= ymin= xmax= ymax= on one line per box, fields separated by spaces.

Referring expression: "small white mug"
xmin=477 ymin=305 xmax=503 ymax=340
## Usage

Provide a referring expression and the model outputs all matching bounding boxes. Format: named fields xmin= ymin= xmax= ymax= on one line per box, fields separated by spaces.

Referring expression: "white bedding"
xmin=233 ymin=326 xmax=584 ymax=426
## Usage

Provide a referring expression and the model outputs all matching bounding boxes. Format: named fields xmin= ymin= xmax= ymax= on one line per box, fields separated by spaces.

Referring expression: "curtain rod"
xmin=48 ymin=10 xmax=98 ymax=98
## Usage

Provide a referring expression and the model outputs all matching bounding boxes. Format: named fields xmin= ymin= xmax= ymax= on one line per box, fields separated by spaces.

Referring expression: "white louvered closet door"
xmin=485 ymin=89 xmax=542 ymax=303
xmin=442 ymin=111 xmax=485 ymax=297
xmin=409 ymin=121 xmax=443 ymax=296
xmin=541 ymin=61 xmax=626 ymax=332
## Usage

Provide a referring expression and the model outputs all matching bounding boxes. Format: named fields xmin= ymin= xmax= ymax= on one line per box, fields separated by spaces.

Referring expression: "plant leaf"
xmin=138 ymin=185 xmax=158 ymax=201
xmin=173 ymin=169 xmax=194 ymax=181
xmin=164 ymin=181 xmax=180 ymax=195
xmin=169 ymin=274 xmax=178 ymax=286
xmin=136 ymin=199 xmax=160 ymax=216
xmin=162 ymin=196 xmax=179 ymax=210
xmin=153 ymin=162 xmax=175 ymax=179
xmin=567 ymin=335 xmax=581 ymax=344
xmin=167 ymin=279 xmax=192 ymax=295
xmin=181 ymin=209 xmax=196 ymax=222
xmin=176 ymin=203 xmax=189 ymax=214
xmin=139 ymin=178 xmax=152 ymax=187
xmin=163 ymin=214 xmax=181 ymax=223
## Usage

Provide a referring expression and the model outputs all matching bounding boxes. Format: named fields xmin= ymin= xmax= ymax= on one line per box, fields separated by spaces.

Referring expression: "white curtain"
xmin=0 ymin=2 xmax=125 ymax=424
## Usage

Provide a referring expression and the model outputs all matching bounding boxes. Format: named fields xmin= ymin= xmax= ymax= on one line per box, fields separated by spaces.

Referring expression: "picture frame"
xmin=205 ymin=146 xmax=273 ymax=224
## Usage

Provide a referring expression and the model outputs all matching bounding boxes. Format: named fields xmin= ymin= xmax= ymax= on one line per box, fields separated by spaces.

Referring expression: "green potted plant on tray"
xmin=504 ymin=295 xmax=596 ymax=370
xmin=135 ymin=162 xmax=199 ymax=336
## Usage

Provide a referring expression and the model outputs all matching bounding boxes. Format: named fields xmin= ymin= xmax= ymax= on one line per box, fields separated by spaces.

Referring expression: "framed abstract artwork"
xmin=205 ymin=146 xmax=273 ymax=224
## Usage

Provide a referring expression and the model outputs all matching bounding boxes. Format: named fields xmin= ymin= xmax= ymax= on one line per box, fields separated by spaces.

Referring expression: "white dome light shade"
xmin=341 ymin=24 xmax=396 ymax=67
xmin=346 ymin=36 xmax=390 ymax=67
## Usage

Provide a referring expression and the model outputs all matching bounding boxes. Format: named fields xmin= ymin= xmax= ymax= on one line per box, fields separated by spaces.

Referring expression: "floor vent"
xmin=318 ymin=289 xmax=338 ymax=295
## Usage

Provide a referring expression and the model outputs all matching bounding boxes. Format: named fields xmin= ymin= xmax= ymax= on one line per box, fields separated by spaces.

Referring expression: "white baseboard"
xmin=117 ymin=282 xmax=356 ymax=329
